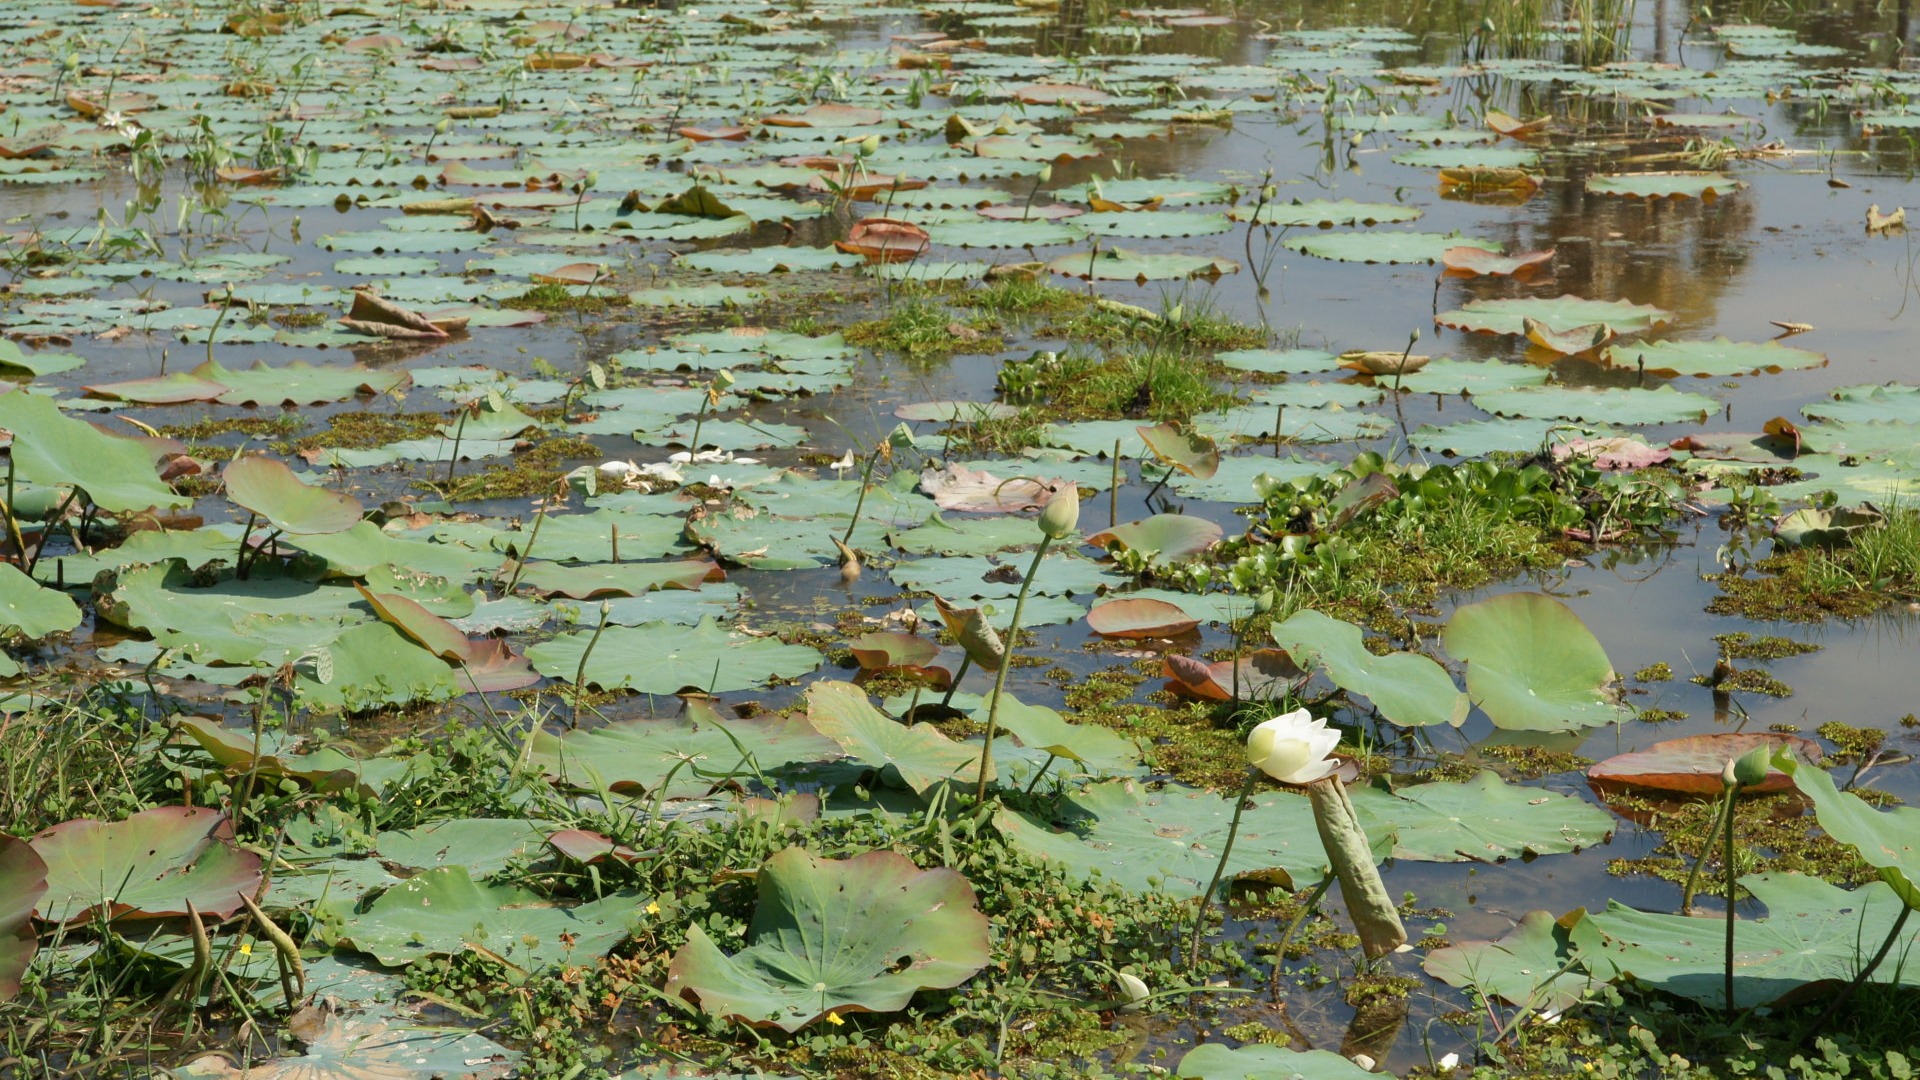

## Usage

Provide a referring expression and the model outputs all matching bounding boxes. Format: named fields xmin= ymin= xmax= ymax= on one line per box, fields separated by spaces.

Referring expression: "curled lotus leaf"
xmin=1135 ymin=422 xmax=1219 ymax=479
xmin=30 ymin=806 xmax=263 ymax=923
xmin=1085 ymin=515 xmax=1223 ymax=562
xmin=665 ymin=846 xmax=990 ymax=1032
xmin=848 ymin=630 xmax=940 ymax=671
xmin=1270 ymin=609 xmax=1467 ymax=729
xmin=226 ymin=456 xmax=364 ymax=535
xmin=1777 ymin=753 xmax=1920 ymax=909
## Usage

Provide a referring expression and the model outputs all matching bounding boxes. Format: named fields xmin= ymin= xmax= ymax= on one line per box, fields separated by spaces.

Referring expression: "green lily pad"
xmin=1436 ymin=296 xmax=1674 ymax=337
xmin=1423 ymin=909 xmax=1597 ymax=1011
xmin=979 ymin=695 xmax=1140 ymax=773
xmin=30 ymin=807 xmax=263 ymax=923
xmin=1777 ymin=755 xmax=1920 ymax=909
xmin=1579 ymin=874 xmax=1920 ymax=1009
xmin=994 ymin=780 xmax=1339 ymax=895
xmin=1392 ymin=145 xmax=1540 ymax=168
xmin=220 ymin=1011 xmax=517 ymax=1080
xmin=664 ymin=846 xmax=990 ymax=1031
xmin=0 ymin=339 xmax=84 ymax=377
xmin=1442 ymin=593 xmax=1625 ymax=731
xmin=1217 ymin=348 xmax=1344 ymax=375
xmin=888 ymin=553 xmax=1124 ymax=601
xmin=373 ymin=818 xmax=551 ymax=877
xmin=1351 ymin=772 xmax=1615 ymax=861
xmin=1586 ymin=171 xmax=1744 ymax=199
xmin=226 ymin=456 xmax=364 ymax=535
xmin=1604 ymin=337 xmax=1826 ymax=378
xmin=1473 ymin=385 xmax=1718 ymax=425
xmin=0 ymin=392 xmax=188 ymax=512
xmin=0 ymin=562 xmax=80 ymax=639
xmin=804 ymin=681 xmax=985 ymax=795
xmin=893 ymin=513 xmax=1058 ymax=557
xmin=1395 ymin=358 xmax=1551 ymax=395
xmin=526 ymin=617 xmax=821 ymax=695
xmin=333 ymin=865 xmax=641 ymax=974
xmin=529 ymin=708 xmax=840 ymax=799
xmin=1177 ymin=1044 xmax=1380 ymax=1079
xmin=1269 ymin=610 xmax=1467 ymax=728
xmin=1085 ymin=514 xmax=1223 ymax=563
xmin=193 ymin=359 xmax=410 ymax=406
xmin=1232 ymin=198 xmax=1422 ymax=227
xmin=1284 ymin=231 xmax=1499 ymax=264
xmin=1045 ymin=247 xmax=1238 ymax=281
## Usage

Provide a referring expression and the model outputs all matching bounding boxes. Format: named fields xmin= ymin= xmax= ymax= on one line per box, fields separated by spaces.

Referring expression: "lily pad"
xmin=1351 ymin=772 xmax=1616 ymax=862
xmin=0 ymin=837 xmax=45 ymax=1001
xmin=1284 ymin=231 xmax=1499 ymax=264
xmin=526 ymin=617 xmax=821 ymax=695
xmin=1586 ymin=172 xmax=1744 ymax=200
xmin=1085 ymin=515 xmax=1222 ymax=563
xmin=334 ymin=865 xmax=641 ymax=973
xmin=1436 ymin=295 xmax=1673 ymax=337
xmin=0 ymin=392 xmax=189 ymax=512
xmin=1232 ymin=198 xmax=1421 ymax=227
xmin=664 ymin=846 xmax=990 ymax=1032
xmin=1045 ymin=247 xmax=1238 ymax=282
xmin=1423 ymin=909 xmax=1597 ymax=1011
xmin=1473 ymin=385 xmax=1718 ymax=425
xmin=1177 ymin=1044 xmax=1380 ymax=1079
xmin=1441 ymin=593 xmax=1625 ymax=731
xmin=204 ymin=1010 xmax=518 ymax=1080
xmin=1269 ymin=609 xmax=1467 ymax=728
xmin=1588 ymin=733 xmax=1821 ymax=797
xmin=1778 ymin=754 xmax=1920 ymax=909
xmin=226 ymin=457 xmax=364 ymax=535
xmin=31 ymin=807 xmax=264 ymax=923
xmin=0 ymin=562 xmax=81 ymax=639
xmin=804 ymin=681 xmax=986 ymax=795
xmin=1603 ymin=337 xmax=1826 ymax=378
xmin=530 ymin=708 xmax=840 ymax=799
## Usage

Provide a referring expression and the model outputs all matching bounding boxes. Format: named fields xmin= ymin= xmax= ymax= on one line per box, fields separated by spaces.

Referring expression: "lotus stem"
xmin=939 ymin=653 xmax=971 ymax=709
xmin=503 ymin=494 xmax=552 ymax=594
xmin=207 ymin=284 xmax=235 ymax=365
xmin=1109 ymin=438 xmax=1120 ymax=528
xmin=1724 ymin=778 xmax=1739 ymax=1019
xmin=1681 ymin=783 xmax=1734 ymax=913
xmin=1268 ymin=874 xmax=1334 ymax=994
xmin=975 ymin=534 xmax=1053 ymax=804
xmin=446 ymin=403 xmax=470 ymax=487
xmin=237 ymin=891 xmax=305 ymax=1008
xmin=1190 ymin=768 xmax=1259 ymax=970
xmin=570 ymin=601 xmax=612 ymax=728
xmin=1273 ymin=404 xmax=1284 ymax=457
xmin=841 ymin=443 xmax=885 ymax=546
xmin=1021 ymin=753 xmax=1057 ymax=796
xmin=610 ymin=522 xmax=619 ymax=564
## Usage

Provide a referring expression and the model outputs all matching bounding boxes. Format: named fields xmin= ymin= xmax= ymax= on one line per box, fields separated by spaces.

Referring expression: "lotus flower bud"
xmin=1037 ymin=164 xmax=1054 ymax=184
xmin=859 ymin=134 xmax=882 ymax=155
xmin=1721 ymin=758 xmax=1739 ymax=789
xmin=1247 ymin=707 xmax=1339 ymax=785
xmin=1114 ymin=971 xmax=1149 ymax=1011
xmin=713 ymin=368 xmax=736 ymax=390
xmin=1038 ymin=483 xmax=1079 ymax=540
xmin=434 ymin=118 xmax=451 ymax=135
xmin=1732 ymin=744 xmax=1770 ymax=787
xmin=887 ymin=422 xmax=915 ymax=450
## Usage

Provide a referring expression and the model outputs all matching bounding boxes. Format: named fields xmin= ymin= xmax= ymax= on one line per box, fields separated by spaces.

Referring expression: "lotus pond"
xmin=7 ymin=0 xmax=1920 ymax=1077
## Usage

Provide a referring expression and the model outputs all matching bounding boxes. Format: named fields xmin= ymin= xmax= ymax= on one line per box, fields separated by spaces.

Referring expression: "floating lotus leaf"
xmin=1086 ymin=598 xmax=1201 ymax=638
xmin=0 ymin=340 xmax=83 ymax=377
xmin=1604 ymin=337 xmax=1827 ymax=378
xmin=1441 ymin=593 xmax=1625 ymax=731
xmin=1586 ymin=171 xmax=1745 ymax=200
xmin=1045 ymin=247 xmax=1238 ymax=281
xmin=0 ymin=392 xmax=189 ymax=512
xmin=1413 ymin=418 xmax=1610 ymax=458
xmin=1473 ymin=385 xmax=1718 ymax=425
xmin=983 ymin=695 xmax=1140 ymax=771
xmin=994 ymin=779 xmax=1340 ymax=894
xmin=918 ymin=464 xmax=1068 ymax=514
xmin=1423 ymin=909 xmax=1598 ymax=1011
xmin=1269 ymin=609 xmax=1467 ymax=729
xmin=1579 ymin=874 xmax=1920 ymax=1008
xmin=226 ymin=457 xmax=364 ymax=535
xmin=1436 ymin=295 xmax=1673 ymax=337
xmin=1778 ymin=754 xmax=1920 ymax=909
xmin=1395 ymin=358 xmax=1550 ymax=395
xmin=529 ymin=707 xmax=840 ymax=799
xmin=1231 ymin=198 xmax=1421 ymax=227
xmin=0 ymin=562 xmax=80 ymax=639
xmin=175 ymin=717 xmax=411 ymax=797
xmin=1588 ymin=733 xmax=1820 ymax=797
xmin=192 ymin=359 xmax=411 ymax=406
xmin=547 ymin=830 xmax=652 ymax=867
xmin=83 ymin=370 xmax=230 ymax=404
xmin=0 ymin=837 xmax=45 ymax=1001
xmin=1284 ymin=231 xmax=1499 ymax=264
xmin=848 ymin=630 xmax=940 ymax=671
xmin=665 ymin=847 xmax=990 ymax=1032
xmin=1803 ymin=382 xmax=1920 ymax=425
xmin=31 ymin=807 xmax=263 ymax=923
xmin=1086 ymin=515 xmax=1223 ymax=562
xmin=804 ymin=681 xmax=985 ymax=795
xmin=1073 ymin=212 xmax=1233 ymax=240
xmin=1136 ymin=423 xmax=1220 ymax=479
xmin=1177 ymin=1044 xmax=1380 ymax=1079
xmin=890 ymin=553 xmax=1122 ymax=601
xmin=332 ymin=865 xmax=641 ymax=973
xmin=374 ymin=818 xmax=552 ymax=877
xmin=1442 ymin=245 xmax=1554 ymax=276
xmin=526 ymin=617 xmax=821 ymax=695
xmin=512 ymin=560 xmax=719 ymax=599
xmin=1351 ymin=772 xmax=1615 ymax=861
xmin=893 ymin=513 xmax=1058 ymax=557
xmin=199 ymin=1009 xmax=517 ymax=1080
xmin=1216 ymin=348 xmax=1343 ymax=374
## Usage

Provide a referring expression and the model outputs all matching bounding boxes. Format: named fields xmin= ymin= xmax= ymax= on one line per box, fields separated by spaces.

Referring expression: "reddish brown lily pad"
xmin=1443 ymin=246 xmax=1555 ymax=277
xmin=848 ymin=631 xmax=939 ymax=671
xmin=1588 ymin=733 xmax=1821 ymax=797
xmin=1162 ymin=650 xmax=1305 ymax=702
xmin=1086 ymin=598 xmax=1199 ymax=639
xmin=835 ymin=218 xmax=930 ymax=263
xmin=30 ymin=807 xmax=263 ymax=923
xmin=547 ymin=829 xmax=653 ymax=865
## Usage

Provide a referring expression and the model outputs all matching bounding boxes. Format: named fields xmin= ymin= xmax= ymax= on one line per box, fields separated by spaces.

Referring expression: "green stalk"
xmin=974 ymin=535 xmax=1053 ymax=803
xmin=503 ymin=496 xmax=550 ymax=594
xmin=1680 ymin=788 xmax=1734 ymax=913
xmin=1109 ymin=438 xmax=1120 ymax=528
xmin=1724 ymin=779 xmax=1739 ymax=1019
xmin=570 ymin=602 xmax=612 ymax=728
xmin=1190 ymin=768 xmax=1259 ymax=970
xmin=841 ymin=444 xmax=884 ymax=546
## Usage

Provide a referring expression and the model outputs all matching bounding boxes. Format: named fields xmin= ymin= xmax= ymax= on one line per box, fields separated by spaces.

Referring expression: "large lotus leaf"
xmin=1232 ymin=198 xmax=1422 ymax=226
xmin=204 ymin=1010 xmax=517 ymax=1080
xmin=526 ymin=617 xmax=821 ymax=694
xmin=1589 ymin=733 xmax=1820 ymax=797
xmin=374 ymin=819 xmax=551 ymax=877
xmin=333 ymin=865 xmax=641 ymax=973
xmin=175 ymin=717 xmax=412 ymax=798
xmin=294 ymin=622 xmax=465 ymax=711
xmin=1395 ymin=358 xmax=1551 ymax=396
xmin=31 ymin=807 xmax=263 ymax=923
xmin=1586 ymin=171 xmax=1744 ymax=199
xmin=529 ymin=710 xmax=841 ymax=799
xmin=1137 ymin=423 xmax=1220 ymax=479
xmin=0 ymin=392 xmax=188 ymax=512
xmin=1778 ymin=755 xmax=1920 ymax=908
xmin=888 ymin=554 xmax=1124 ymax=601
xmin=513 ymin=560 xmax=718 ymax=599
xmin=1413 ymin=418 xmax=1611 ymax=459
xmin=1473 ymin=385 xmax=1718 ymax=425
xmin=290 ymin=523 xmax=501 ymax=583
xmin=1350 ymin=772 xmax=1614 ymax=862
xmin=664 ymin=847 xmax=989 ymax=1032
xmin=1284 ymin=231 xmax=1498 ymax=264
xmin=1085 ymin=598 xmax=1201 ymax=638
xmin=980 ymin=695 xmax=1141 ymax=771
xmin=95 ymin=560 xmax=367 ymax=665
xmin=1216 ymin=348 xmax=1344 ymax=374
xmin=1436 ymin=296 xmax=1673 ymax=337
xmin=1045 ymin=247 xmax=1238 ymax=282
xmin=1269 ymin=609 xmax=1467 ymax=729
xmin=0 ymin=837 xmax=45 ymax=1001
xmin=1442 ymin=593 xmax=1625 ymax=731
xmin=1392 ymin=145 xmax=1540 ymax=168
xmin=804 ymin=681 xmax=986 ymax=795
xmin=1579 ymin=874 xmax=1920 ymax=1009
xmin=490 ymin=510 xmax=690 ymax=564
xmin=1086 ymin=514 xmax=1222 ymax=563
xmin=192 ymin=359 xmax=410 ymax=406
xmin=1604 ymin=337 xmax=1825 ymax=378
xmin=1803 ymin=383 xmax=1920 ymax=426
xmin=1423 ymin=909 xmax=1597 ymax=1011
xmin=994 ymin=780 xmax=1343 ymax=894
xmin=686 ymin=509 xmax=895 ymax=570
xmin=1177 ymin=1044 xmax=1380 ymax=1079
xmin=892 ymin=513 xmax=1057 ymax=557
xmin=0 ymin=562 xmax=80 ymax=639
xmin=226 ymin=457 xmax=364 ymax=535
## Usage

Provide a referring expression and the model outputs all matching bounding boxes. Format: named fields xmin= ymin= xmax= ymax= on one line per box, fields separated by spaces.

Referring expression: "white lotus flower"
xmin=1246 ymin=707 xmax=1340 ymax=785
xmin=1351 ymin=1054 xmax=1376 ymax=1071
xmin=1114 ymin=971 xmax=1150 ymax=1012
xmin=1438 ymin=1053 xmax=1460 ymax=1071
xmin=829 ymin=450 xmax=856 ymax=477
